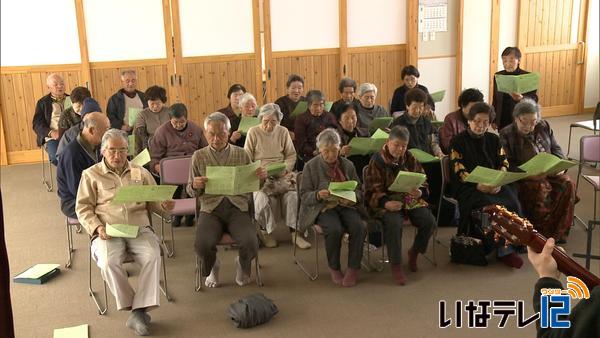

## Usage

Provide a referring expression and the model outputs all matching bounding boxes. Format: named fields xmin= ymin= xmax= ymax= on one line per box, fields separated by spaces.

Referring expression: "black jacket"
xmin=32 ymin=93 xmax=70 ymax=146
xmin=106 ymin=89 xmax=148 ymax=129
xmin=390 ymin=84 xmax=429 ymax=113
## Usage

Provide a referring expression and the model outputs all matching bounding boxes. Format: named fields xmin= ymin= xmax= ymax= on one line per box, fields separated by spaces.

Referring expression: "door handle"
xmin=577 ymin=41 xmax=585 ymax=65
xmin=170 ymin=74 xmax=174 ymax=86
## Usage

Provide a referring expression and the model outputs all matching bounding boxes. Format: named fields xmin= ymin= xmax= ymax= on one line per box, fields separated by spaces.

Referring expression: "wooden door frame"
xmin=456 ymin=0 xmax=464 ymax=99
xmin=406 ymin=0 xmax=419 ymax=66
xmin=489 ymin=0 xmax=500 ymax=101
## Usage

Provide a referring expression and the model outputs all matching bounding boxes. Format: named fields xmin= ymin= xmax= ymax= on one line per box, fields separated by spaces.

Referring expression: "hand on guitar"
xmin=527 ymin=238 xmax=560 ymax=280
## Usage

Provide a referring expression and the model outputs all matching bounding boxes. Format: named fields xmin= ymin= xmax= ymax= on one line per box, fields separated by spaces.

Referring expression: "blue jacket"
xmin=107 ymin=89 xmax=148 ymax=129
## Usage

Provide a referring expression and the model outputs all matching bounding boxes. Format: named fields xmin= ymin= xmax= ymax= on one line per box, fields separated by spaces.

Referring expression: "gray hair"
xmin=257 ymin=103 xmax=283 ymax=122
xmin=239 ymin=93 xmax=257 ymax=108
xmin=306 ymin=90 xmax=326 ymax=106
xmin=358 ymin=83 xmax=378 ymax=97
xmin=338 ymin=77 xmax=357 ymax=92
xmin=388 ymin=126 xmax=410 ymax=142
xmin=316 ymin=128 xmax=341 ymax=149
xmin=120 ymin=69 xmax=137 ymax=79
xmin=512 ymin=98 xmax=541 ymax=121
xmin=204 ymin=111 xmax=231 ymax=130
xmin=100 ymin=128 xmax=128 ymax=153
xmin=46 ymin=73 xmax=63 ymax=86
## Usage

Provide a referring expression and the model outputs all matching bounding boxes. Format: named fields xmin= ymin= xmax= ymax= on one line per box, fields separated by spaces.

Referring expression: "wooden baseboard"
xmin=583 ymin=106 xmax=596 ymax=114
xmin=5 ymin=149 xmax=43 ymax=165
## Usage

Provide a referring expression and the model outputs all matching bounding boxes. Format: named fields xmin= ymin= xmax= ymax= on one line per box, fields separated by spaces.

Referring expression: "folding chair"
xmin=566 ymin=102 xmax=600 ymax=159
xmin=572 ymin=135 xmax=600 ymax=269
xmin=194 ymin=199 xmax=264 ymax=291
xmin=41 ymin=146 xmax=54 ymax=192
xmin=435 ymin=155 xmax=459 ymax=248
xmin=157 ymin=155 xmax=195 ymax=257
xmin=65 ymin=217 xmax=82 ymax=269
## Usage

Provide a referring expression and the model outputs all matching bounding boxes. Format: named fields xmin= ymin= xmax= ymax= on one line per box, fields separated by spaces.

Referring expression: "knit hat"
xmin=80 ymin=97 xmax=101 ymax=118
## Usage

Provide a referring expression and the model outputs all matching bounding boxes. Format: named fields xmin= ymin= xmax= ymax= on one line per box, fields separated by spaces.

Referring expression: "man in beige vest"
xmin=187 ymin=112 xmax=267 ymax=288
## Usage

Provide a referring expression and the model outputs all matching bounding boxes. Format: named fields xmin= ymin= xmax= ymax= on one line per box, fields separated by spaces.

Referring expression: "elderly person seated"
xmin=330 ymin=77 xmax=360 ymax=118
xmin=364 ymin=126 xmax=435 ymax=285
xmin=354 ymin=83 xmax=389 ymax=131
xmin=76 ymin=129 xmax=175 ymax=336
xmin=229 ymin=92 xmax=258 ymax=147
xmin=336 ymin=102 xmax=369 ymax=180
xmin=423 ymin=94 xmax=437 ymax=122
xmin=149 ymin=103 xmax=207 ymax=227
xmin=244 ymin=103 xmax=311 ymax=249
xmin=107 ymin=70 xmax=148 ymax=132
xmin=390 ymin=65 xmax=429 ymax=114
xmin=58 ymin=86 xmax=91 ymax=138
xmin=134 ymin=85 xmax=170 ymax=155
xmin=187 ymin=112 xmax=266 ymax=288
xmin=57 ymin=98 xmax=102 ymax=161
xmin=32 ymin=73 xmax=68 ymax=165
xmin=449 ymin=102 xmax=524 ymax=268
xmin=275 ymin=74 xmax=306 ymax=137
xmin=218 ymin=83 xmax=246 ymax=122
xmin=500 ymin=99 xmax=577 ymax=243
xmin=294 ymin=90 xmax=338 ymax=168
xmin=298 ymin=128 xmax=366 ymax=287
xmin=439 ymin=88 xmax=484 ymax=153
xmin=57 ymin=112 xmax=109 ymax=218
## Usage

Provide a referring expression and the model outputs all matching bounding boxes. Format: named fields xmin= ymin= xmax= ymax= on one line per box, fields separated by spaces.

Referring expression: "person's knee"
xmin=382 ymin=212 xmax=403 ymax=231
xmin=239 ymin=232 xmax=259 ymax=256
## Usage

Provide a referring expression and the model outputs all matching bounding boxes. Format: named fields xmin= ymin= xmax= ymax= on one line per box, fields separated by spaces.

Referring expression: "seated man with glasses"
xmin=76 ymin=129 xmax=175 ymax=336
xmin=499 ymin=99 xmax=577 ymax=244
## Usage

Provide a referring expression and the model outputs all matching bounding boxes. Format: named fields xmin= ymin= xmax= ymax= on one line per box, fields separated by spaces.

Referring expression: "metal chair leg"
xmin=66 ymin=220 xmax=74 ymax=269
xmin=41 ymin=147 xmax=53 ymax=192
xmin=292 ymin=227 xmax=319 ymax=280
xmin=566 ymin=125 xmax=574 ymax=159
xmin=195 ymin=255 xmax=203 ymax=292
xmin=89 ymin=244 xmax=108 ymax=315
xmin=160 ymin=216 xmax=174 ymax=258
xmin=255 ymin=256 xmax=263 ymax=287
xmin=159 ymin=249 xmax=171 ymax=301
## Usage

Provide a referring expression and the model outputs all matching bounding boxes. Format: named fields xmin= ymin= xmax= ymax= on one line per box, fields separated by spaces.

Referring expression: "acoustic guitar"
xmin=482 ymin=205 xmax=599 ymax=289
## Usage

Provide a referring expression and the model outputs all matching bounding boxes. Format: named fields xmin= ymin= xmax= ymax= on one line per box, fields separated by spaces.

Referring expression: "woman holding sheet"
xmin=449 ymin=102 xmax=524 ymax=268
xmin=363 ymin=126 xmax=435 ymax=285
xmin=499 ymin=99 xmax=577 ymax=243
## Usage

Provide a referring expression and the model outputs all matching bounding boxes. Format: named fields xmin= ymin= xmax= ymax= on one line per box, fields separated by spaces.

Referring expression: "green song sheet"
xmin=388 ymin=171 xmax=427 ymax=193
xmin=64 ymin=96 xmax=73 ymax=110
xmin=54 ymin=324 xmax=89 ymax=338
xmin=290 ymin=101 xmax=308 ymax=117
xmin=14 ymin=264 xmax=60 ymax=279
xmin=495 ymin=72 xmax=540 ymax=94
xmin=371 ymin=128 xmax=389 ymax=139
xmin=369 ymin=117 xmax=394 ymax=132
xmin=205 ymin=161 xmax=260 ymax=195
xmin=464 ymin=166 xmax=530 ymax=186
xmin=408 ymin=148 xmax=440 ymax=163
xmin=128 ymin=107 xmax=142 ymax=126
xmin=347 ymin=137 xmax=387 ymax=156
xmin=517 ymin=152 xmax=576 ymax=176
xmin=266 ymin=162 xmax=287 ymax=176
xmin=431 ymin=120 xmax=444 ymax=128
xmin=238 ymin=117 xmax=260 ymax=135
xmin=128 ymin=135 xmax=135 ymax=156
xmin=131 ymin=148 xmax=150 ymax=166
xmin=430 ymin=90 xmax=445 ymax=103
xmin=112 ymin=185 xmax=177 ymax=203
xmin=328 ymin=180 xmax=358 ymax=203
xmin=324 ymin=101 xmax=333 ymax=111
xmin=106 ymin=223 xmax=139 ymax=238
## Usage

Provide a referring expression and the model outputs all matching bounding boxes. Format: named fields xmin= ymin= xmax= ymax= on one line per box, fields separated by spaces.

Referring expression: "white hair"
xmin=358 ymin=83 xmax=378 ymax=97
xmin=204 ymin=112 xmax=231 ymax=130
xmin=239 ymin=93 xmax=257 ymax=108
xmin=100 ymin=129 xmax=128 ymax=153
xmin=316 ymin=128 xmax=341 ymax=149
xmin=46 ymin=73 xmax=63 ymax=86
xmin=257 ymin=103 xmax=283 ymax=122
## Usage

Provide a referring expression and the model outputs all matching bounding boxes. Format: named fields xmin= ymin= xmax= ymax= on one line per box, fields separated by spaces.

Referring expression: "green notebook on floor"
xmin=13 ymin=264 xmax=61 ymax=285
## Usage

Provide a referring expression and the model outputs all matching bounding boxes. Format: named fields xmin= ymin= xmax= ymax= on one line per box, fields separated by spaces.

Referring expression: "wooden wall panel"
xmin=0 ymin=69 xmax=81 ymax=153
xmin=181 ymin=57 xmax=258 ymax=125
xmin=89 ymin=62 xmax=169 ymax=113
xmin=268 ymin=51 xmax=340 ymax=104
xmin=347 ymin=45 xmax=407 ymax=111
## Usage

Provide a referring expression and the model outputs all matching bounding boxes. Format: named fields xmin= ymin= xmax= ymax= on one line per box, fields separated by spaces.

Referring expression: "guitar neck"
xmin=529 ymin=233 xmax=600 ymax=289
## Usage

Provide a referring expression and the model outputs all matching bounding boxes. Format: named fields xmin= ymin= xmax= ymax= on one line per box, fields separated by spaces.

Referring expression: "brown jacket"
xmin=149 ymin=121 xmax=207 ymax=174
xmin=439 ymin=109 xmax=468 ymax=153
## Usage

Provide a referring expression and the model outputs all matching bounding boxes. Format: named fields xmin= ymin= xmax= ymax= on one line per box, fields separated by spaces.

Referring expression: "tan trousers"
xmin=253 ymin=190 xmax=298 ymax=233
xmin=91 ymin=226 xmax=161 ymax=311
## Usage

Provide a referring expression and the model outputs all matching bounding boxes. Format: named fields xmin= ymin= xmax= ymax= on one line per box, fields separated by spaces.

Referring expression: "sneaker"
xmin=259 ymin=231 xmax=278 ymax=248
xmin=171 ymin=215 xmax=182 ymax=227
xmin=292 ymin=232 xmax=311 ymax=249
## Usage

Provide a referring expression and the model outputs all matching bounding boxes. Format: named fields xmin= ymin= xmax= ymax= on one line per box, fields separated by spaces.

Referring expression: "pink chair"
xmin=158 ymin=155 xmax=195 ymax=257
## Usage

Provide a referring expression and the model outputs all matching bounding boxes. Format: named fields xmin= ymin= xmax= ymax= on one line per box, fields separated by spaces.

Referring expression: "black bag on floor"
xmin=228 ymin=293 xmax=278 ymax=328
xmin=450 ymin=210 xmax=495 ymax=266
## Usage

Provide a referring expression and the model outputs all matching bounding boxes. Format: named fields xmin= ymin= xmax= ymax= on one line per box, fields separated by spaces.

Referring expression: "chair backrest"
xmin=160 ymin=155 xmax=192 ymax=185
xmin=580 ymin=135 xmax=600 ymax=163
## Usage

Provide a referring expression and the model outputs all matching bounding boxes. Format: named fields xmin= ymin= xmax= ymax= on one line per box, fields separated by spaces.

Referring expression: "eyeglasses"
xmin=105 ymin=147 xmax=128 ymax=155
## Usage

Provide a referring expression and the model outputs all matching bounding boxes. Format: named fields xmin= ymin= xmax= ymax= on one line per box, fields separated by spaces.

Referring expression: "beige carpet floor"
xmin=1 ymin=114 xmax=598 ymax=338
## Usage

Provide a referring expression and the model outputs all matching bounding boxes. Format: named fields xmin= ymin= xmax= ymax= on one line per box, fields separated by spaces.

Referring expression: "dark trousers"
xmin=45 ymin=139 xmax=59 ymax=165
xmin=381 ymin=207 xmax=435 ymax=265
xmin=195 ymin=199 xmax=258 ymax=276
xmin=316 ymin=206 xmax=366 ymax=270
xmin=60 ymin=198 xmax=77 ymax=219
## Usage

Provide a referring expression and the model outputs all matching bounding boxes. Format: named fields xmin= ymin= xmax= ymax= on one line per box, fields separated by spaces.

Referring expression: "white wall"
xmin=347 ymin=0 xmax=406 ymax=47
xmin=497 ymin=0 xmax=518 ymax=70
xmin=270 ymin=0 xmax=339 ymax=51
xmin=461 ymin=0 xmax=492 ymax=101
xmin=418 ymin=57 xmax=456 ymax=119
xmin=0 ymin=0 xmax=81 ymax=66
xmin=179 ymin=0 xmax=255 ymax=57
xmin=83 ymin=0 xmax=166 ymax=62
xmin=584 ymin=0 xmax=599 ymax=108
